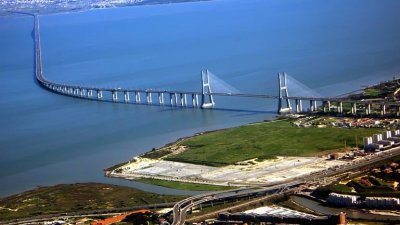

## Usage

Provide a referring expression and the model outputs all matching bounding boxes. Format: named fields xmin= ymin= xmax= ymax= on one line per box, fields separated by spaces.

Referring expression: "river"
xmin=292 ymin=196 xmax=400 ymax=221
xmin=1 ymin=0 xmax=400 ymax=197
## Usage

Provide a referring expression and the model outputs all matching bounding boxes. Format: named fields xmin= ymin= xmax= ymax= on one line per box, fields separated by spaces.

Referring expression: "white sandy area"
xmin=113 ymin=156 xmax=347 ymax=186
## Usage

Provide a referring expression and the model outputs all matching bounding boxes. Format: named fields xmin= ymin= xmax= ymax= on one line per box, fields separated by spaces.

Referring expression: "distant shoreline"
xmin=0 ymin=0 xmax=212 ymax=17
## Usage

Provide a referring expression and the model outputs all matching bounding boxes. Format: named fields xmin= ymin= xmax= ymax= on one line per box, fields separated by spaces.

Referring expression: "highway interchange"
xmin=171 ymin=145 xmax=400 ymax=225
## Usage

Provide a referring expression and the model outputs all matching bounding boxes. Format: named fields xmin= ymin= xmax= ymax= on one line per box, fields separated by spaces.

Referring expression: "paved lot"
xmin=115 ymin=156 xmax=346 ymax=186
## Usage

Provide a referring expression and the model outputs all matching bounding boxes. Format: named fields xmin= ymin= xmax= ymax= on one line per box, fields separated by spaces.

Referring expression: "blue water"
xmin=1 ymin=0 xmax=400 ymax=197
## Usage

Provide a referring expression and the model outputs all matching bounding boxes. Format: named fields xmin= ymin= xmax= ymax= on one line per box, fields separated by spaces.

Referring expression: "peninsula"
xmin=107 ymin=78 xmax=400 ymax=190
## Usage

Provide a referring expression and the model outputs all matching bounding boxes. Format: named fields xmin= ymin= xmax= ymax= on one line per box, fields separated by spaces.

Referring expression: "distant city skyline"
xmin=0 ymin=0 xmax=210 ymax=16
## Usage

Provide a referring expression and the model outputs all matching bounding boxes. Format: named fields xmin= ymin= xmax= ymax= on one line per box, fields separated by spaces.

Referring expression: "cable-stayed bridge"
xmin=32 ymin=14 xmax=399 ymax=116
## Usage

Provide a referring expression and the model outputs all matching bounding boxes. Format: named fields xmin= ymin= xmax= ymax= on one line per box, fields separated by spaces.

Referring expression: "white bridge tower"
xmin=278 ymin=72 xmax=292 ymax=114
xmin=201 ymin=69 xmax=215 ymax=109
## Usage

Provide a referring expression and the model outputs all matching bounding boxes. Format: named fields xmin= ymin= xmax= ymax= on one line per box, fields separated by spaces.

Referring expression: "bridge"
xmin=32 ymin=14 xmax=399 ymax=116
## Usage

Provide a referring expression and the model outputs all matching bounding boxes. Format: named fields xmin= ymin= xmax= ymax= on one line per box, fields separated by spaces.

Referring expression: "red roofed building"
xmin=91 ymin=209 xmax=150 ymax=225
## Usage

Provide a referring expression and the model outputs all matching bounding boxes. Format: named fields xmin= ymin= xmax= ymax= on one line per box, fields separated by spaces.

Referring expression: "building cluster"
xmin=294 ymin=116 xmax=399 ymax=129
xmin=215 ymin=206 xmax=332 ymax=225
xmin=327 ymin=193 xmax=400 ymax=209
xmin=370 ymin=162 xmax=400 ymax=186
xmin=333 ymin=118 xmax=396 ymax=129
xmin=364 ymin=130 xmax=400 ymax=150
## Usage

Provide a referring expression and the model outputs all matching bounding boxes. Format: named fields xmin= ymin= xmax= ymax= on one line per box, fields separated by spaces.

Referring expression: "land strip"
xmin=0 ymin=183 xmax=185 ymax=222
xmin=108 ymin=119 xmax=381 ymax=189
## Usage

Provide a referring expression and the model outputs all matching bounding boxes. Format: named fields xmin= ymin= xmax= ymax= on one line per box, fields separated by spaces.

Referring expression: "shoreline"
xmin=0 ymin=0 xmax=212 ymax=17
xmin=104 ymin=117 xmax=280 ymax=173
xmin=106 ymin=115 xmax=379 ymax=189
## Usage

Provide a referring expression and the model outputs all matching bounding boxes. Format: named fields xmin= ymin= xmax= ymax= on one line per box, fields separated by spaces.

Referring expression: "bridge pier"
xmin=179 ymin=93 xmax=187 ymax=107
xmin=192 ymin=94 xmax=199 ymax=108
xmin=313 ymin=100 xmax=317 ymax=112
xmin=146 ymin=92 xmax=152 ymax=104
xmin=365 ymin=103 xmax=371 ymax=115
xmin=381 ymin=104 xmax=386 ymax=115
xmin=351 ymin=103 xmax=357 ymax=115
xmin=124 ymin=91 xmax=130 ymax=103
xmin=175 ymin=93 xmax=179 ymax=106
xmin=169 ymin=93 xmax=174 ymax=106
xmin=180 ymin=93 xmax=184 ymax=107
xmin=135 ymin=92 xmax=141 ymax=103
xmin=80 ymin=89 xmax=85 ymax=97
xmin=338 ymin=102 xmax=343 ymax=113
xmin=87 ymin=89 xmax=93 ymax=98
xmin=295 ymin=99 xmax=303 ymax=113
xmin=97 ymin=90 xmax=103 ymax=100
xmin=309 ymin=100 xmax=317 ymax=112
xmin=158 ymin=92 xmax=164 ymax=105
xmin=112 ymin=91 xmax=118 ymax=102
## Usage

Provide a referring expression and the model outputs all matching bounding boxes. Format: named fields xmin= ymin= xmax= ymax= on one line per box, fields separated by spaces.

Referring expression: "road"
xmin=3 ymin=202 xmax=176 ymax=225
xmin=171 ymin=145 xmax=400 ymax=225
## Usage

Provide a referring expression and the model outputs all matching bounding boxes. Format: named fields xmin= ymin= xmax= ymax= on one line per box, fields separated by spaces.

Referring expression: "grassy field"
xmin=0 ymin=183 xmax=185 ymax=221
xmin=137 ymin=178 xmax=233 ymax=191
xmin=165 ymin=120 xmax=381 ymax=166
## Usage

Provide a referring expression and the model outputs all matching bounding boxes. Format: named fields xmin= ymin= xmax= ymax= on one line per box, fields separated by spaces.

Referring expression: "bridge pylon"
xmin=278 ymin=72 xmax=292 ymax=114
xmin=201 ymin=69 xmax=215 ymax=109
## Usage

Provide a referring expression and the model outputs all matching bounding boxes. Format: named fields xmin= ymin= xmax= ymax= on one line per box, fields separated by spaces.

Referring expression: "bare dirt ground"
xmin=110 ymin=156 xmax=347 ymax=186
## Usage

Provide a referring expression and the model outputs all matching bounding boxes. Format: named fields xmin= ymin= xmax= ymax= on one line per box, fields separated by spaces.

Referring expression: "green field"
xmin=137 ymin=178 xmax=233 ymax=191
xmin=165 ymin=120 xmax=380 ymax=166
xmin=0 ymin=183 xmax=185 ymax=221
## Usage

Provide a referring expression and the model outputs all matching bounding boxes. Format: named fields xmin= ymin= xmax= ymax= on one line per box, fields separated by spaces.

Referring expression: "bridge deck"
xmin=32 ymin=14 xmax=400 ymax=108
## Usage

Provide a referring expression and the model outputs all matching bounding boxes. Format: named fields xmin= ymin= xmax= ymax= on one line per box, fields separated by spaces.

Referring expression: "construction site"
xmin=110 ymin=156 xmax=346 ymax=187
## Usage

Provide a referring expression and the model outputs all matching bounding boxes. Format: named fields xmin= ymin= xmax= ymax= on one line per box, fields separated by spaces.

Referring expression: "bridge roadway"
xmin=171 ymin=181 xmax=302 ymax=225
xmin=171 ymin=145 xmax=400 ymax=225
xmin=31 ymin=14 xmax=400 ymax=111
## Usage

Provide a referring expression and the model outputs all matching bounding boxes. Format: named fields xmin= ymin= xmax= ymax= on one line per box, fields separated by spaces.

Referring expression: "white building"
xmin=391 ymin=130 xmax=400 ymax=136
xmin=363 ymin=137 xmax=373 ymax=150
xmin=383 ymin=131 xmax=392 ymax=140
xmin=373 ymin=134 xmax=383 ymax=143
xmin=365 ymin=197 xmax=400 ymax=208
xmin=327 ymin=193 xmax=359 ymax=207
